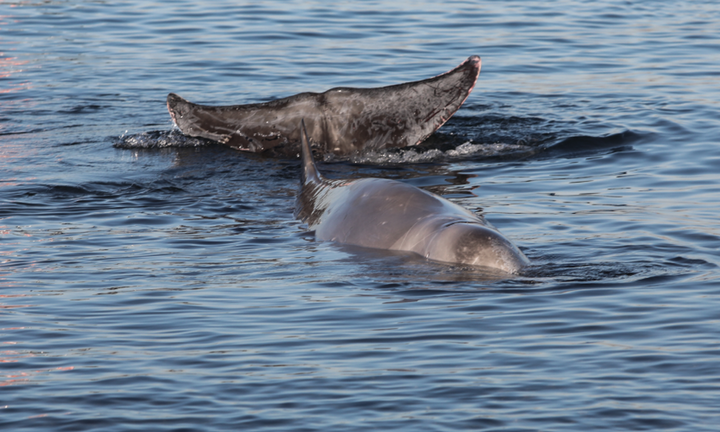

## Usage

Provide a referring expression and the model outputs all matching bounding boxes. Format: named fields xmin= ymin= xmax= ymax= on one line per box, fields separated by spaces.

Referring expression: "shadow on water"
xmin=1 ymin=145 xmax=295 ymax=222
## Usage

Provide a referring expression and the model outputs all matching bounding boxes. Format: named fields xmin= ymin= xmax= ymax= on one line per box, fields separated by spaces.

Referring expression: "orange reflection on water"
xmin=0 ymin=55 xmax=27 ymax=79
xmin=1 ymin=12 xmax=31 ymax=94
xmin=0 ymin=293 xmax=33 ymax=308
xmin=1 ymin=366 xmax=74 ymax=387
xmin=0 ymin=317 xmax=74 ymax=387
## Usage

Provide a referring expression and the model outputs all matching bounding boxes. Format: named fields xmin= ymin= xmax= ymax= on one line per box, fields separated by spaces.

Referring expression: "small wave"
xmin=542 ymin=130 xmax=652 ymax=158
xmin=114 ymin=129 xmax=214 ymax=149
xmin=115 ymin=125 xmax=644 ymax=164
xmin=334 ymin=141 xmax=537 ymax=164
xmin=447 ymin=141 xmax=536 ymax=158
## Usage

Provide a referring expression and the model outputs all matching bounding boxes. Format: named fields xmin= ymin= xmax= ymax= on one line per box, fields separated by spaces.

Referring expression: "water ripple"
xmin=2 ymin=0 xmax=720 ymax=431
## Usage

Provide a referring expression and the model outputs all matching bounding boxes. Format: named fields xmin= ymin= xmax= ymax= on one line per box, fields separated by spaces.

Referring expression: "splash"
xmin=115 ymin=129 xmax=538 ymax=162
xmin=113 ymin=129 xmax=214 ymax=149
xmin=333 ymin=141 xmax=536 ymax=164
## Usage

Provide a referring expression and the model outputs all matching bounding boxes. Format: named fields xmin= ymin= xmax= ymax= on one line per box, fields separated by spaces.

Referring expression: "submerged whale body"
xmin=294 ymin=121 xmax=530 ymax=273
xmin=167 ymin=56 xmax=481 ymax=157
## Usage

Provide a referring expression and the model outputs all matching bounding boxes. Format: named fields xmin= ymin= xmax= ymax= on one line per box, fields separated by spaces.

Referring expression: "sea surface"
xmin=2 ymin=1 xmax=720 ymax=430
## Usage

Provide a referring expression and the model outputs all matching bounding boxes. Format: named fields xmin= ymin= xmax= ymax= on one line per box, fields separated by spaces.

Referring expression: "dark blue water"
xmin=2 ymin=1 xmax=720 ymax=430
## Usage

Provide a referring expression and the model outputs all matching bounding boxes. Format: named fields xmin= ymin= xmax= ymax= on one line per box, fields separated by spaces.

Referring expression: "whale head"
xmin=422 ymin=222 xmax=530 ymax=274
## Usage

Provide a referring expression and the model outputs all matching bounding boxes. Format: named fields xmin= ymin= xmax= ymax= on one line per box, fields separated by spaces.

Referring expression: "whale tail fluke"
xmin=167 ymin=56 xmax=481 ymax=157
xmin=300 ymin=119 xmax=322 ymax=186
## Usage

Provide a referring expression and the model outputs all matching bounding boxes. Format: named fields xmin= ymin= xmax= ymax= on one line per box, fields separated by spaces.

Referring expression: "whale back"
xmin=294 ymin=121 xmax=529 ymax=273
xmin=418 ymin=222 xmax=530 ymax=273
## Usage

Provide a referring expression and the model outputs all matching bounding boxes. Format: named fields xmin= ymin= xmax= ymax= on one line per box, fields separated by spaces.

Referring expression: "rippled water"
xmin=2 ymin=1 xmax=720 ymax=430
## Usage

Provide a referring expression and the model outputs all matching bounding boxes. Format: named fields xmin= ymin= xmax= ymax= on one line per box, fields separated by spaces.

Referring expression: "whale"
xmin=167 ymin=56 xmax=481 ymax=157
xmin=294 ymin=120 xmax=530 ymax=273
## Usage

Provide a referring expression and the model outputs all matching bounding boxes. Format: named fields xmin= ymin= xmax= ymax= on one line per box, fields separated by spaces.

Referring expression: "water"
xmin=2 ymin=1 xmax=719 ymax=430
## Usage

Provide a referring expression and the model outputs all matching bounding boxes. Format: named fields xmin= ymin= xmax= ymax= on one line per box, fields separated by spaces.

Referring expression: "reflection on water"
xmin=0 ymin=10 xmax=31 ymax=97
xmin=0 ymin=56 xmax=30 ymax=95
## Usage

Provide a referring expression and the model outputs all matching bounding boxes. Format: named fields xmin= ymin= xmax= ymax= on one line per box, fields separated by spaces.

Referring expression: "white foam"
xmin=116 ymin=132 xmax=537 ymax=160
xmin=114 ymin=129 xmax=212 ymax=149
xmin=330 ymin=141 xmax=536 ymax=164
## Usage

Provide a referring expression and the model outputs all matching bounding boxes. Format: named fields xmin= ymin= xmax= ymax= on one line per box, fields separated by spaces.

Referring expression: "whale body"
xmin=294 ymin=121 xmax=530 ymax=273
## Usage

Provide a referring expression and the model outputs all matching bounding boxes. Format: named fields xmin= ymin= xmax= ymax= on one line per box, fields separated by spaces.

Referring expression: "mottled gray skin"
xmin=167 ymin=56 xmax=481 ymax=157
xmin=295 ymin=121 xmax=530 ymax=273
